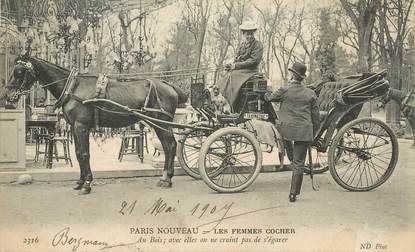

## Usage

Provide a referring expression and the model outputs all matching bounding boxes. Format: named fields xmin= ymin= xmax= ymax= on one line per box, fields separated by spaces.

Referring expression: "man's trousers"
xmin=289 ymin=141 xmax=310 ymax=195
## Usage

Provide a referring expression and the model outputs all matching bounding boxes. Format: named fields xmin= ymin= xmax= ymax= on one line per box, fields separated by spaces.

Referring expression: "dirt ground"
xmin=0 ymin=139 xmax=414 ymax=252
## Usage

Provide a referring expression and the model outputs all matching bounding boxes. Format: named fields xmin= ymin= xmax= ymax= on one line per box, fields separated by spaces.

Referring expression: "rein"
xmin=40 ymin=77 xmax=68 ymax=88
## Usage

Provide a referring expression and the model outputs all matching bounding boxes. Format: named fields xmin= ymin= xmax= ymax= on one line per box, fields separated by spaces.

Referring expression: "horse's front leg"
xmin=155 ymin=128 xmax=176 ymax=188
xmin=74 ymin=121 xmax=93 ymax=195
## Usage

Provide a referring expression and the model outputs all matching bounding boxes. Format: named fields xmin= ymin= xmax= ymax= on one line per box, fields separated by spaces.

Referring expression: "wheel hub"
xmin=356 ymin=150 xmax=371 ymax=160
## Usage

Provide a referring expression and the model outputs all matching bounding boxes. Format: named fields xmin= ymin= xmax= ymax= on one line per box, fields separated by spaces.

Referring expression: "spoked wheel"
xmin=328 ymin=118 xmax=399 ymax=191
xmin=177 ymin=122 xmax=212 ymax=179
xmin=305 ymin=139 xmax=343 ymax=174
xmin=304 ymin=147 xmax=329 ymax=174
xmin=198 ymin=127 xmax=263 ymax=193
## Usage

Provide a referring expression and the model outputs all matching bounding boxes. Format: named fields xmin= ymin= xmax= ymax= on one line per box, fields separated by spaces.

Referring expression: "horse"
xmin=381 ymin=87 xmax=415 ymax=148
xmin=4 ymin=55 xmax=188 ymax=194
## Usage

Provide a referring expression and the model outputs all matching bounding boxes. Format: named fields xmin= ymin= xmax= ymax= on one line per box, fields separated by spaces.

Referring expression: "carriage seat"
xmin=313 ymin=75 xmax=363 ymax=112
xmin=242 ymin=73 xmax=268 ymax=94
xmin=311 ymin=75 xmax=365 ymax=124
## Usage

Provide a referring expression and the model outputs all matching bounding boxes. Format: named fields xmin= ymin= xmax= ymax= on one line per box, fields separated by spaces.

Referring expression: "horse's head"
xmin=5 ymin=56 xmax=38 ymax=103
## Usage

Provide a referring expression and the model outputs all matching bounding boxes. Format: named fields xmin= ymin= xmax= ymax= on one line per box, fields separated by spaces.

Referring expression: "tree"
xmin=335 ymin=46 xmax=357 ymax=76
xmin=271 ymin=5 xmax=305 ymax=83
xmin=339 ymin=0 xmax=381 ymax=72
xmin=255 ymin=0 xmax=283 ymax=78
xmin=405 ymin=32 xmax=415 ymax=91
xmin=181 ymin=0 xmax=211 ymax=70
xmin=377 ymin=0 xmax=414 ymax=125
xmin=208 ymin=0 xmax=235 ymax=82
xmin=315 ymin=8 xmax=338 ymax=81
xmin=298 ymin=4 xmax=320 ymax=84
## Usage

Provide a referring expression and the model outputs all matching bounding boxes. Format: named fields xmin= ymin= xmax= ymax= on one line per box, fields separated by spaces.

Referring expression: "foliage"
xmin=315 ymin=8 xmax=338 ymax=81
xmin=157 ymin=21 xmax=198 ymax=95
xmin=338 ymin=0 xmax=381 ymax=72
xmin=40 ymin=0 xmax=110 ymax=52
xmin=335 ymin=46 xmax=357 ymax=77
xmin=404 ymin=32 xmax=415 ymax=91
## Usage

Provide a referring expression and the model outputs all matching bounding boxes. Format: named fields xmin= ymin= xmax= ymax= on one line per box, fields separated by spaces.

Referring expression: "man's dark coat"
xmin=265 ymin=80 xmax=320 ymax=142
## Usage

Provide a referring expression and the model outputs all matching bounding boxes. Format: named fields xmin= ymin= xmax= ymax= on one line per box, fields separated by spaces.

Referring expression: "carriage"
xmin=176 ymin=70 xmax=399 ymax=193
xmin=5 ymin=56 xmax=398 ymax=195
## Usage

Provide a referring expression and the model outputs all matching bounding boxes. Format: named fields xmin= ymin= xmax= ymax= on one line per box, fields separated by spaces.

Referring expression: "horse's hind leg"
xmin=155 ymin=127 xmax=176 ymax=188
xmin=73 ymin=121 xmax=93 ymax=195
xmin=409 ymin=116 xmax=415 ymax=149
xmin=72 ymin=126 xmax=86 ymax=190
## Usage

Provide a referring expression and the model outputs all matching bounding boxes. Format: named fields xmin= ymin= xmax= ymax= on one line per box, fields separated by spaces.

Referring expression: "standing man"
xmin=264 ymin=62 xmax=320 ymax=202
xmin=217 ymin=20 xmax=263 ymax=112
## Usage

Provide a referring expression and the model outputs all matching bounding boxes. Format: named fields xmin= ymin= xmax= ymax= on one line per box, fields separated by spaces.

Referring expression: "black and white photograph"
xmin=0 ymin=0 xmax=414 ymax=251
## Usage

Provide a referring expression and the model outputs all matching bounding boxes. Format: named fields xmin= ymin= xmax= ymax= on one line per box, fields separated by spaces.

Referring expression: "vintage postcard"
xmin=0 ymin=0 xmax=414 ymax=251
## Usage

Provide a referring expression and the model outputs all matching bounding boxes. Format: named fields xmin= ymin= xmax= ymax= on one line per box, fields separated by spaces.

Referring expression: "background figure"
xmin=264 ymin=62 xmax=320 ymax=202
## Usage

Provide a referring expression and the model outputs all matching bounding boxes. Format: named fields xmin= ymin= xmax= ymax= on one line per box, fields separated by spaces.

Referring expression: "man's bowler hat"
xmin=289 ymin=62 xmax=307 ymax=79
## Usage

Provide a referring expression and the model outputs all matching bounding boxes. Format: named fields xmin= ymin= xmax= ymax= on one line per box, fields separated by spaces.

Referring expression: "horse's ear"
xmin=23 ymin=50 xmax=30 ymax=59
xmin=22 ymin=37 xmax=33 ymax=59
xmin=22 ymin=48 xmax=31 ymax=60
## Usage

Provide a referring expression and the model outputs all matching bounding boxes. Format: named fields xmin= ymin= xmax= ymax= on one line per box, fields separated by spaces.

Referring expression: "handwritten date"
xmin=119 ymin=197 xmax=234 ymax=233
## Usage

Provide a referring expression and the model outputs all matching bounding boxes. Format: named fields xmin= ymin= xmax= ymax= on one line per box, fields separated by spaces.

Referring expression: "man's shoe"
xmin=289 ymin=194 xmax=296 ymax=202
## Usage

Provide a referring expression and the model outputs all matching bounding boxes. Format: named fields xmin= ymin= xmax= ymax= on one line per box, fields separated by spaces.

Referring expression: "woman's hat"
xmin=239 ymin=21 xmax=258 ymax=31
xmin=288 ymin=62 xmax=307 ymax=79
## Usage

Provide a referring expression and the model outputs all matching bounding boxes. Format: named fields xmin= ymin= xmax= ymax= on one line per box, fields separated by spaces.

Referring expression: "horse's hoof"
xmin=73 ymin=181 xmax=85 ymax=190
xmin=73 ymin=184 xmax=83 ymax=190
xmin=156 ymin=180 xmax=172 ymax=188
xmin=79 ymin=181 xmax=91 ymax=195
xmin=78 ymin=186 xmax=91 ymax=195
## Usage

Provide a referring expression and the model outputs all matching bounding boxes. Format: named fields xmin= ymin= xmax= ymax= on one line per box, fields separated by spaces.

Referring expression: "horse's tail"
xmin=174 ymin=85 xmax=188 ymax=104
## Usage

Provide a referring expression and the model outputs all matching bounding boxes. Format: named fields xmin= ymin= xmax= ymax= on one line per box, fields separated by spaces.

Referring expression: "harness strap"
xmin=143 ymin=79 xmax=174 ymax=119
xmin=68 ymin=94 xmax=84 ymax=103
xmin=54 ymin=68 xmax=78 ymax=109
xmin=93 ymin=73 xmax=109 ymax=130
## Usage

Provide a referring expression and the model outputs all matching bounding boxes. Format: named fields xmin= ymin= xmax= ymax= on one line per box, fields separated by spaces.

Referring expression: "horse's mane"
xmin=31 ymin=57 xmax=71 ymax=74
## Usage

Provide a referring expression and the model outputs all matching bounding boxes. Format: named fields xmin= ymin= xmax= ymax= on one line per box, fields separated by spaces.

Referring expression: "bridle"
xmin=7 ymin=60 xmax=68 ymax=99
xmin=6 ymin=61 xmax=35 ymax=93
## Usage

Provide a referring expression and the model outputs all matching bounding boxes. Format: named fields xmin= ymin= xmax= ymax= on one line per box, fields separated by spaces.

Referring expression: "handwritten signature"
xmin=52 ymin=226 xmax=142 ymax=251
xmin=52 ymin=227 xmax=109 ymax=252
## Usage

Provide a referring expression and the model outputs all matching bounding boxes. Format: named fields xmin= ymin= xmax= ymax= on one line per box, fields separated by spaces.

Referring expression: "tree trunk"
xmin=386 ymin=56 xmax=402 ymax=127
xmin=357 ymin=29 xmax=371 ymax=73
xmin=195 ymin=15 xmax=207 ymax=69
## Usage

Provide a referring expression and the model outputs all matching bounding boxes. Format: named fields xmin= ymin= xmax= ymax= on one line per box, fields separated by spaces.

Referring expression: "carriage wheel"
xmin=198 ymin=127 xmax=262 ymax=193
xmin=328 ymin=118 xmax=399 ymax=191
xmin=304 ymin=130 xmax=343 ymax=174
xmin=177 ymin=129 xmax=204 ymax=179
xmin=304 ymin=138 xmax=344 ymax=174
xmin=177 ymin=123 xmax=212 ymax=179
xmin=304 ymin=147 xmax=329 ymax=174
